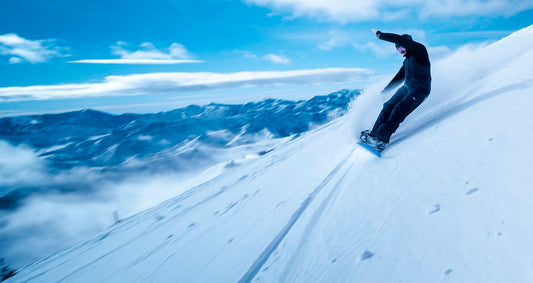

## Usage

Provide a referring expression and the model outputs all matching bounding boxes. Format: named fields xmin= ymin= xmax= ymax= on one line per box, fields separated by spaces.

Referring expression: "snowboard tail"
xmin=358 ymin=142 xmax=382 ymax=157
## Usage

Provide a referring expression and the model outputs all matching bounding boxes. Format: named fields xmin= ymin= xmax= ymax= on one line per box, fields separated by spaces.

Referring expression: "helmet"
xmin=395 ymin=34 xmax=413 ymax=49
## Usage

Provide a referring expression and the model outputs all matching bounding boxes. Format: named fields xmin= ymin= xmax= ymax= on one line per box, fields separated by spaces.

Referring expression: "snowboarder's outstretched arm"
xmin=383 ymin=65 xmax=405 ymax=92
xmin=373 ymin=30 xmax=430 ymax=67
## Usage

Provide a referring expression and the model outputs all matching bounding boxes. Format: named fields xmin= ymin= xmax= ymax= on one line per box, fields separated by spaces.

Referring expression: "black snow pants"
xmin=371 ymin=85 xmax=429 ymax=143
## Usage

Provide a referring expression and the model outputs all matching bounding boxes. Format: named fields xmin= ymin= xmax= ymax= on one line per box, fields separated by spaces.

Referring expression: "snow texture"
xmin=6 ymin=26 xmax=533 ymax=282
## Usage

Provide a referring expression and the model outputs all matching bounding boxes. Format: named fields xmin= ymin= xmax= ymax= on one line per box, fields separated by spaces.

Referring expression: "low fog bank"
xmin=0 ymin=135 xmax=289 ymax=268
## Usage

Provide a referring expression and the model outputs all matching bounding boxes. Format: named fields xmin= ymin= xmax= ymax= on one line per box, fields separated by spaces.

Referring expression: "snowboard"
xmin=357 ymin=142 xmax=382 ymax=157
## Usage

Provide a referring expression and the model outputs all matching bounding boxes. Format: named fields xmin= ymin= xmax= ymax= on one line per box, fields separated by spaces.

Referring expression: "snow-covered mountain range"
xmin=1 ymin=89 xmax=357 ymax=169
xmin=0 ymin=89 xmax=357 ymax=207
xmin=5 ymin=25 xmax=533 ymax=282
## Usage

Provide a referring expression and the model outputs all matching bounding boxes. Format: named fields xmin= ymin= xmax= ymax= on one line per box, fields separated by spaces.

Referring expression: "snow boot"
xmin=360 ymin=130 xmax=387 ymax=151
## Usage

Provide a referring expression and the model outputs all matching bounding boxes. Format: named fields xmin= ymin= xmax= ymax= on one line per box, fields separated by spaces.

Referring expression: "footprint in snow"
xmin=360 ymin=250 xmax=374 ymax=261
xmin=465 ymin=188 xmax=479 ymax=195
xmin=428 ymin=204 xmax=441 ymax=215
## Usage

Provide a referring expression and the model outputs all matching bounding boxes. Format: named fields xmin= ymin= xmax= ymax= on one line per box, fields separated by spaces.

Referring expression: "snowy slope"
xmin=9 ymin=26 xmax=533 ymax=282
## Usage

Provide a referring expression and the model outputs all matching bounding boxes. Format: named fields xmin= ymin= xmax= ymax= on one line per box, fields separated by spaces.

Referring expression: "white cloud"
xmin=9 ymin=57 xmax=23 ymax=64
xmin=0 ymin=141 xmax=47 ymax=188
xmin=70 ymin=59 xmax=203 ymax=65
xmin=0 ymin=33 xmax=65 ymax=64
xmin=435 ymin=30 xmax=515 ymax=39
xmin=244 ymin=0 xmax=533 ymax=23
xmin=234 ymin=50 xmax=290 ymax=64
xmin=317 ymin=30 xmax=353 ymax=50
xmin=244 ymin=0 xmax=380 ymax=23
xmin=420 ymin=0 xmax=533 ymax=18
xmin=354 ymin=41 xmax=396 ymax=58
xmin=235 ymin=50 xmax=259 ymax=59
xmin=0 ymin=68 xmax=372 ymax=101
xmin=428 ymin=45 xmax=453 ymax=59
xmin=262 ymin=53 xmax=291 ymax=64
xmin=70 ymin=42 xmax=202 ymax=65
xmin=168 ymin=43 xmax=192 ymax=59
xmin=112 ymin=42 xmax=191 ymax=60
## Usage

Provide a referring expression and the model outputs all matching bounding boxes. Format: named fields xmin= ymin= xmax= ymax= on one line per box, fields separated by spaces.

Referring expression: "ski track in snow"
xmin=278 ymin=149 xmax=365 ymax=279
xmin=238 ymin=146 xmax=367 ymax=283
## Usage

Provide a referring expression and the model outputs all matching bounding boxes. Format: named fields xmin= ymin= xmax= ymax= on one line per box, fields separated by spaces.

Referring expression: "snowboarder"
xmin=360 ymin=29 xmax=431 ymax=152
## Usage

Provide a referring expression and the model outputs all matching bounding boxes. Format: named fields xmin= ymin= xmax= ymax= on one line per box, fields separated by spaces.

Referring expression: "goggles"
xmin=397 ymin=46 xmax=406 ymax=54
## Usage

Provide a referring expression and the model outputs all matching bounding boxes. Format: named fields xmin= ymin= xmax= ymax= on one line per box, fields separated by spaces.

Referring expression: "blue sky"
xmin=1 ymin=0 xmax=532 ymax=116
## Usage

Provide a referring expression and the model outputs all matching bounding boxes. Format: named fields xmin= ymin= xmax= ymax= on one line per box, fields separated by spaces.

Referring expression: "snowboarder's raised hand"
xmin=372 ymin=29 xmax=381 ymax=37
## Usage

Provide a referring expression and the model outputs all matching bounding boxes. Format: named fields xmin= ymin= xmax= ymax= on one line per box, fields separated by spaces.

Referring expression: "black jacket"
xmin=377 ymin=32 xmax=431 ymax=93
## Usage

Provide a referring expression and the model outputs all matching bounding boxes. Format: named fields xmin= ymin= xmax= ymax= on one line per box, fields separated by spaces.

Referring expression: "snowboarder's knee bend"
xmin=405 ymin=90 xmax=429 ymax=111
xmin=408 ymin=87 xmax=429 ymax=101
xmin=382 ymin=100 xmax=395 ymax=113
